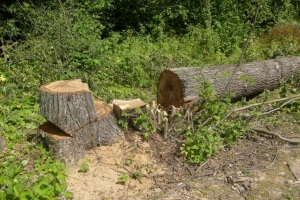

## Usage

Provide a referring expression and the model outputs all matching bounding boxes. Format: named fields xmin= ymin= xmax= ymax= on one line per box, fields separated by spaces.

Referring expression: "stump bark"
xmin=157 ymin=56 xmax=300 ymax=108
xmin=38 ymin=122 xmax=85 ymax=167
xmin=40 ymin=79 xmax=98 ymax=136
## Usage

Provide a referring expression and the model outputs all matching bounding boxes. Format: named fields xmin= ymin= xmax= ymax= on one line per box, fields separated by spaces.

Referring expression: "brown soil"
xmin=67 ymin=119 xmax=300 ymax=200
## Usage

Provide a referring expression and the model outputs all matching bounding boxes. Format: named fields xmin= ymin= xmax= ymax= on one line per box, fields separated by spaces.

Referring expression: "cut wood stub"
xmin=157 ymin=56 xmax=300 ymax=108
xmin=112 ymin=99 xmax=147 ymax=119
xmin=37 ymin=122 xmax=85 ymax=167
xmin=40 ymin=79 xmax=98 ymax=136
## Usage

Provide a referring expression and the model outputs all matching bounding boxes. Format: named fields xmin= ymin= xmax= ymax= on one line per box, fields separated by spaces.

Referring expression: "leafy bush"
xmin=180 ymin=78 xmax=248 ymax=163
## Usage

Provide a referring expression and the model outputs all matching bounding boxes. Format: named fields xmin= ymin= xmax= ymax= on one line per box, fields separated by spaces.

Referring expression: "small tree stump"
xmin=40 ymin=79 xmax=98 ymax=136
xmin=38 ymin=78 xmax=123 ymax=166
xmin=157 ymin=56 xmax=300 ymax=108
xmin=112 ymin=99 xmax=147 ymax=119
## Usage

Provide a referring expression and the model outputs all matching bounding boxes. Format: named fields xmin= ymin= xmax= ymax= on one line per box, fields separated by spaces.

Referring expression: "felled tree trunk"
xmin=40 ymin=79 xmax=98 ymax=136
xmin=157 ymin=56 xmax=300 ymax=108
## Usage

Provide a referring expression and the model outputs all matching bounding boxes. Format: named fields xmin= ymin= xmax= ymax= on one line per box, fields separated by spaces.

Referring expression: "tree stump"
xmin=40 ymin=79 xmax=98 ymax=136
xmin=38 ymin=101 xmax=122 ymax=166
xmin=112 ymin=99 xmax=147 ymax=119
xmin=157 ymin=56 xmax=300 ymax=108
xmin=82 ymin=101 xmax=122 ymax=146
xmin=38 ymin=79 xmax=122 ymax=167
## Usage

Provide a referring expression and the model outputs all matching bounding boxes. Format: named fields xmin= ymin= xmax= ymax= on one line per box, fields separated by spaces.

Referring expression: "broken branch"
xmin=251 ymin=127 xmax=300 ymax=145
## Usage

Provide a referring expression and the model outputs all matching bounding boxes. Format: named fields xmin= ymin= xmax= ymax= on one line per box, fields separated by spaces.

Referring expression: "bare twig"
xmin=287 ymin=162 xmax=299 ymax=180
xmin=234 ymin=94 xmax=300 ymax=112
xmin=256 ymin=96 xmax=300 ymax=116
xmin=184 ymin=159 xmax=209 ymax=184
xmin=157 ymin=109 xmax=161 ymax=125
xmin=163 ymin=117 xmax=168 ymax=139
xmin=252 ymin=127 xmax=300 ymax=144
xmin=266 ymin=148 xmax=278 ymax=169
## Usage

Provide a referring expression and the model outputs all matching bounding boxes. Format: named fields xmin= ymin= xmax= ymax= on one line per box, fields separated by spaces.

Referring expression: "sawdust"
xmin=67 ymin=134 xmax=167 ymax=200
xmin=67 ymin=123 xmax=300 ymax=200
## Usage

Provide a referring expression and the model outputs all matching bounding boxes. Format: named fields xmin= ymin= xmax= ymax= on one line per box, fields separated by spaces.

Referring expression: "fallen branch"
xmin=251 ymin=127 xmax=300 ymax=144
xmin=233 ymin=94 xmax=300 ymax=112
xmin=256 ymin=96 xmax=300 ymax=116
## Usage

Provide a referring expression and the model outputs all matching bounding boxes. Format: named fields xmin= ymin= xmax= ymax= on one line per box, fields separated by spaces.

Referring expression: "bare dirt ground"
xmin=67 ymin=116 xmax=300 ymax=200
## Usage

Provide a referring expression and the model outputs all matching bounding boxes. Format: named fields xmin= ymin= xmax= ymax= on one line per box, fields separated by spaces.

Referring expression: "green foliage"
xmin=133 ymin=108 xmax=156 ymax=133
xmin=0 ymin=88 xmax=71 ymax=199
xmin=78 ymin=159 xmax=90 ymax=173
xmin=132 ymin=171 xmax=142 ymax=181
xmin=181 ymin=127 xmax=222 ymax=163
xmin=117 ymin=173 xmax=130 ymax=185
xmin=180 ymin=78 xmax=248 ymax=163
xmin=0 ymin=145 xmax=72 ymax=199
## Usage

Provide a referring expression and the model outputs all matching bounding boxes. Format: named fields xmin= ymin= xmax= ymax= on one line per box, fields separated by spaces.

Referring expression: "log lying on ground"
xmin=38 ymin=101 xmax=122 ymax=166
xmin=112 ymin=99 xmax=147 ymax=119
xmin=40 ymin=79 xmax=98 ymax=136
xmin=158 ymin=56 xmax=300 ymax=108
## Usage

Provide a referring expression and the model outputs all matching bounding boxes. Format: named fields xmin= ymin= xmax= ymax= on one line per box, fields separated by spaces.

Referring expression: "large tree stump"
xmin=38 ymin=101 xmax=122 ymax=166
xmin=157 ymin=56 xmax=300 ymax=107
xmin=38 ymin=79 xmax=123 ymax=167
xmin=40 ymin=79 xmax=98 ymax=136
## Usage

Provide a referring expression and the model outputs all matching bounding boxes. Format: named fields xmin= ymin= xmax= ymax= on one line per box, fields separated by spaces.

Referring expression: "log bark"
xmin=112 ymin=99 xmax=147 ymax=119
xmin=157 ymin=56 xmax=300 ymax=108
xmin=38 ymin=101 xmax=122 ymax=166
xmin=40 ymin=79 xmax=98 ymax=136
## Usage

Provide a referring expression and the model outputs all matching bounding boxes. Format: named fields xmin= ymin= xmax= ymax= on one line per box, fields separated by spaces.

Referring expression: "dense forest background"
xmin=0 ymin=0 xmax=300 ymax=199
xmin=1 ymin=0 xmax=300 ymax=99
